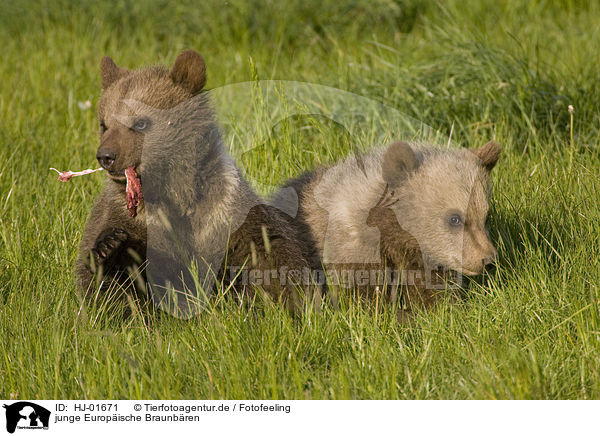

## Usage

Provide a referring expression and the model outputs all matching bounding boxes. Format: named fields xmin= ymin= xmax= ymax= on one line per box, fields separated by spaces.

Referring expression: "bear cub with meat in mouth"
xmin=76 ymin=50 xmax=317 ymax=316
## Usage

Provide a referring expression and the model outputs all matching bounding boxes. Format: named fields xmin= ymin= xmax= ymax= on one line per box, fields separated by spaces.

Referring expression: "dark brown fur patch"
xmin=472 ymin=140 xmax=501 ymax=171
xmin=100 ymin=56 xmax=128 ymax=90
xmin=381 ymin=141 xmax=421 ymax=187
xmin=169 ymin=50 xmax=207 ymax=95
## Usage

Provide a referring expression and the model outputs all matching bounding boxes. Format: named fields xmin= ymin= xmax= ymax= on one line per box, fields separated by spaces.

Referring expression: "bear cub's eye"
xmin=448 ymin=214 xmax=464 ymax=227
xmin=100 ymin=121 xmax=107 ymax=134
xmin=132 ymin=118 xmax=150 ymax=132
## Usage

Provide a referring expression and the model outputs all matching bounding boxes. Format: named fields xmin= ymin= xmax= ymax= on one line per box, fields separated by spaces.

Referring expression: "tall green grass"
xmin=0 ymin=0 xmax=599 ymax=399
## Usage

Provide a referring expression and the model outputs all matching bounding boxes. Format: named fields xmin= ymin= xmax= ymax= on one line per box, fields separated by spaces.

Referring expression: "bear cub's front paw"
xmin=88 ymin=228 xmax=129 ymax=273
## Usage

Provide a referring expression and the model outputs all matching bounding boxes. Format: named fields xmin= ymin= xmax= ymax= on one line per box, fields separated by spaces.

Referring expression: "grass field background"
xmin=0 ymin=0 xmax=599 ymax=399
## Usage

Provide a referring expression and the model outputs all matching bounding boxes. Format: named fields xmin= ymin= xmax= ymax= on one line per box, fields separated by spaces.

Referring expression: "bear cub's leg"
xmin=88 ymin=228 xmax=129 ymax=274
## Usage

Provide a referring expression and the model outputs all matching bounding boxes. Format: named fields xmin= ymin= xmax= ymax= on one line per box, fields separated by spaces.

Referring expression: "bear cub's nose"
xmin=96 ymin=150 xmax=116 ymax=169
xmin=482 ymin=254 xmax=498 ymax=273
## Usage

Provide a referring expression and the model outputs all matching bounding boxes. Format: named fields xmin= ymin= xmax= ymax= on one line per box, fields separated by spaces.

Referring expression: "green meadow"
xmin=0 ymin=0 xmax=599 ymax=399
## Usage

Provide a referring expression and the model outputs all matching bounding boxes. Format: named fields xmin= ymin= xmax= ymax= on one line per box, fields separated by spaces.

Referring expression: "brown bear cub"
xmin=272 ymin=140 xmax=501 ymax=313
xmin=76 ymin=50 xmax=317 ymax=317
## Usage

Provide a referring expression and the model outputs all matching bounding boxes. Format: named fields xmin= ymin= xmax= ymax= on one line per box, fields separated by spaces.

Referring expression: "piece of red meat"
xmin=125 ymin=166 xmax=143 ymax=217
xmin=51 ymin=166 xmax=142 ymax=217
xmin=50 ymin=167 xmax=103 ymax=182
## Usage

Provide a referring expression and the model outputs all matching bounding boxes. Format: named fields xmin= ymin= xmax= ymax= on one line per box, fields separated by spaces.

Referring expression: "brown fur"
xmin=272 ymin=141 xmax=501 ymax=313
xmin=76 ymin=50 xmax=318 ymax=316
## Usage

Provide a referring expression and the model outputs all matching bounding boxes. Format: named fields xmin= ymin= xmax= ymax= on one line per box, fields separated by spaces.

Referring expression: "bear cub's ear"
xmin=473 ymin=141 xmax=502 ymax=172
xmin=100 ymin=56 xmax=128 ymax=89
xmin=170 ymin=50 xmax=207 ymax=95
xmin=382 ymin=141 xmax=420 ymax=188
